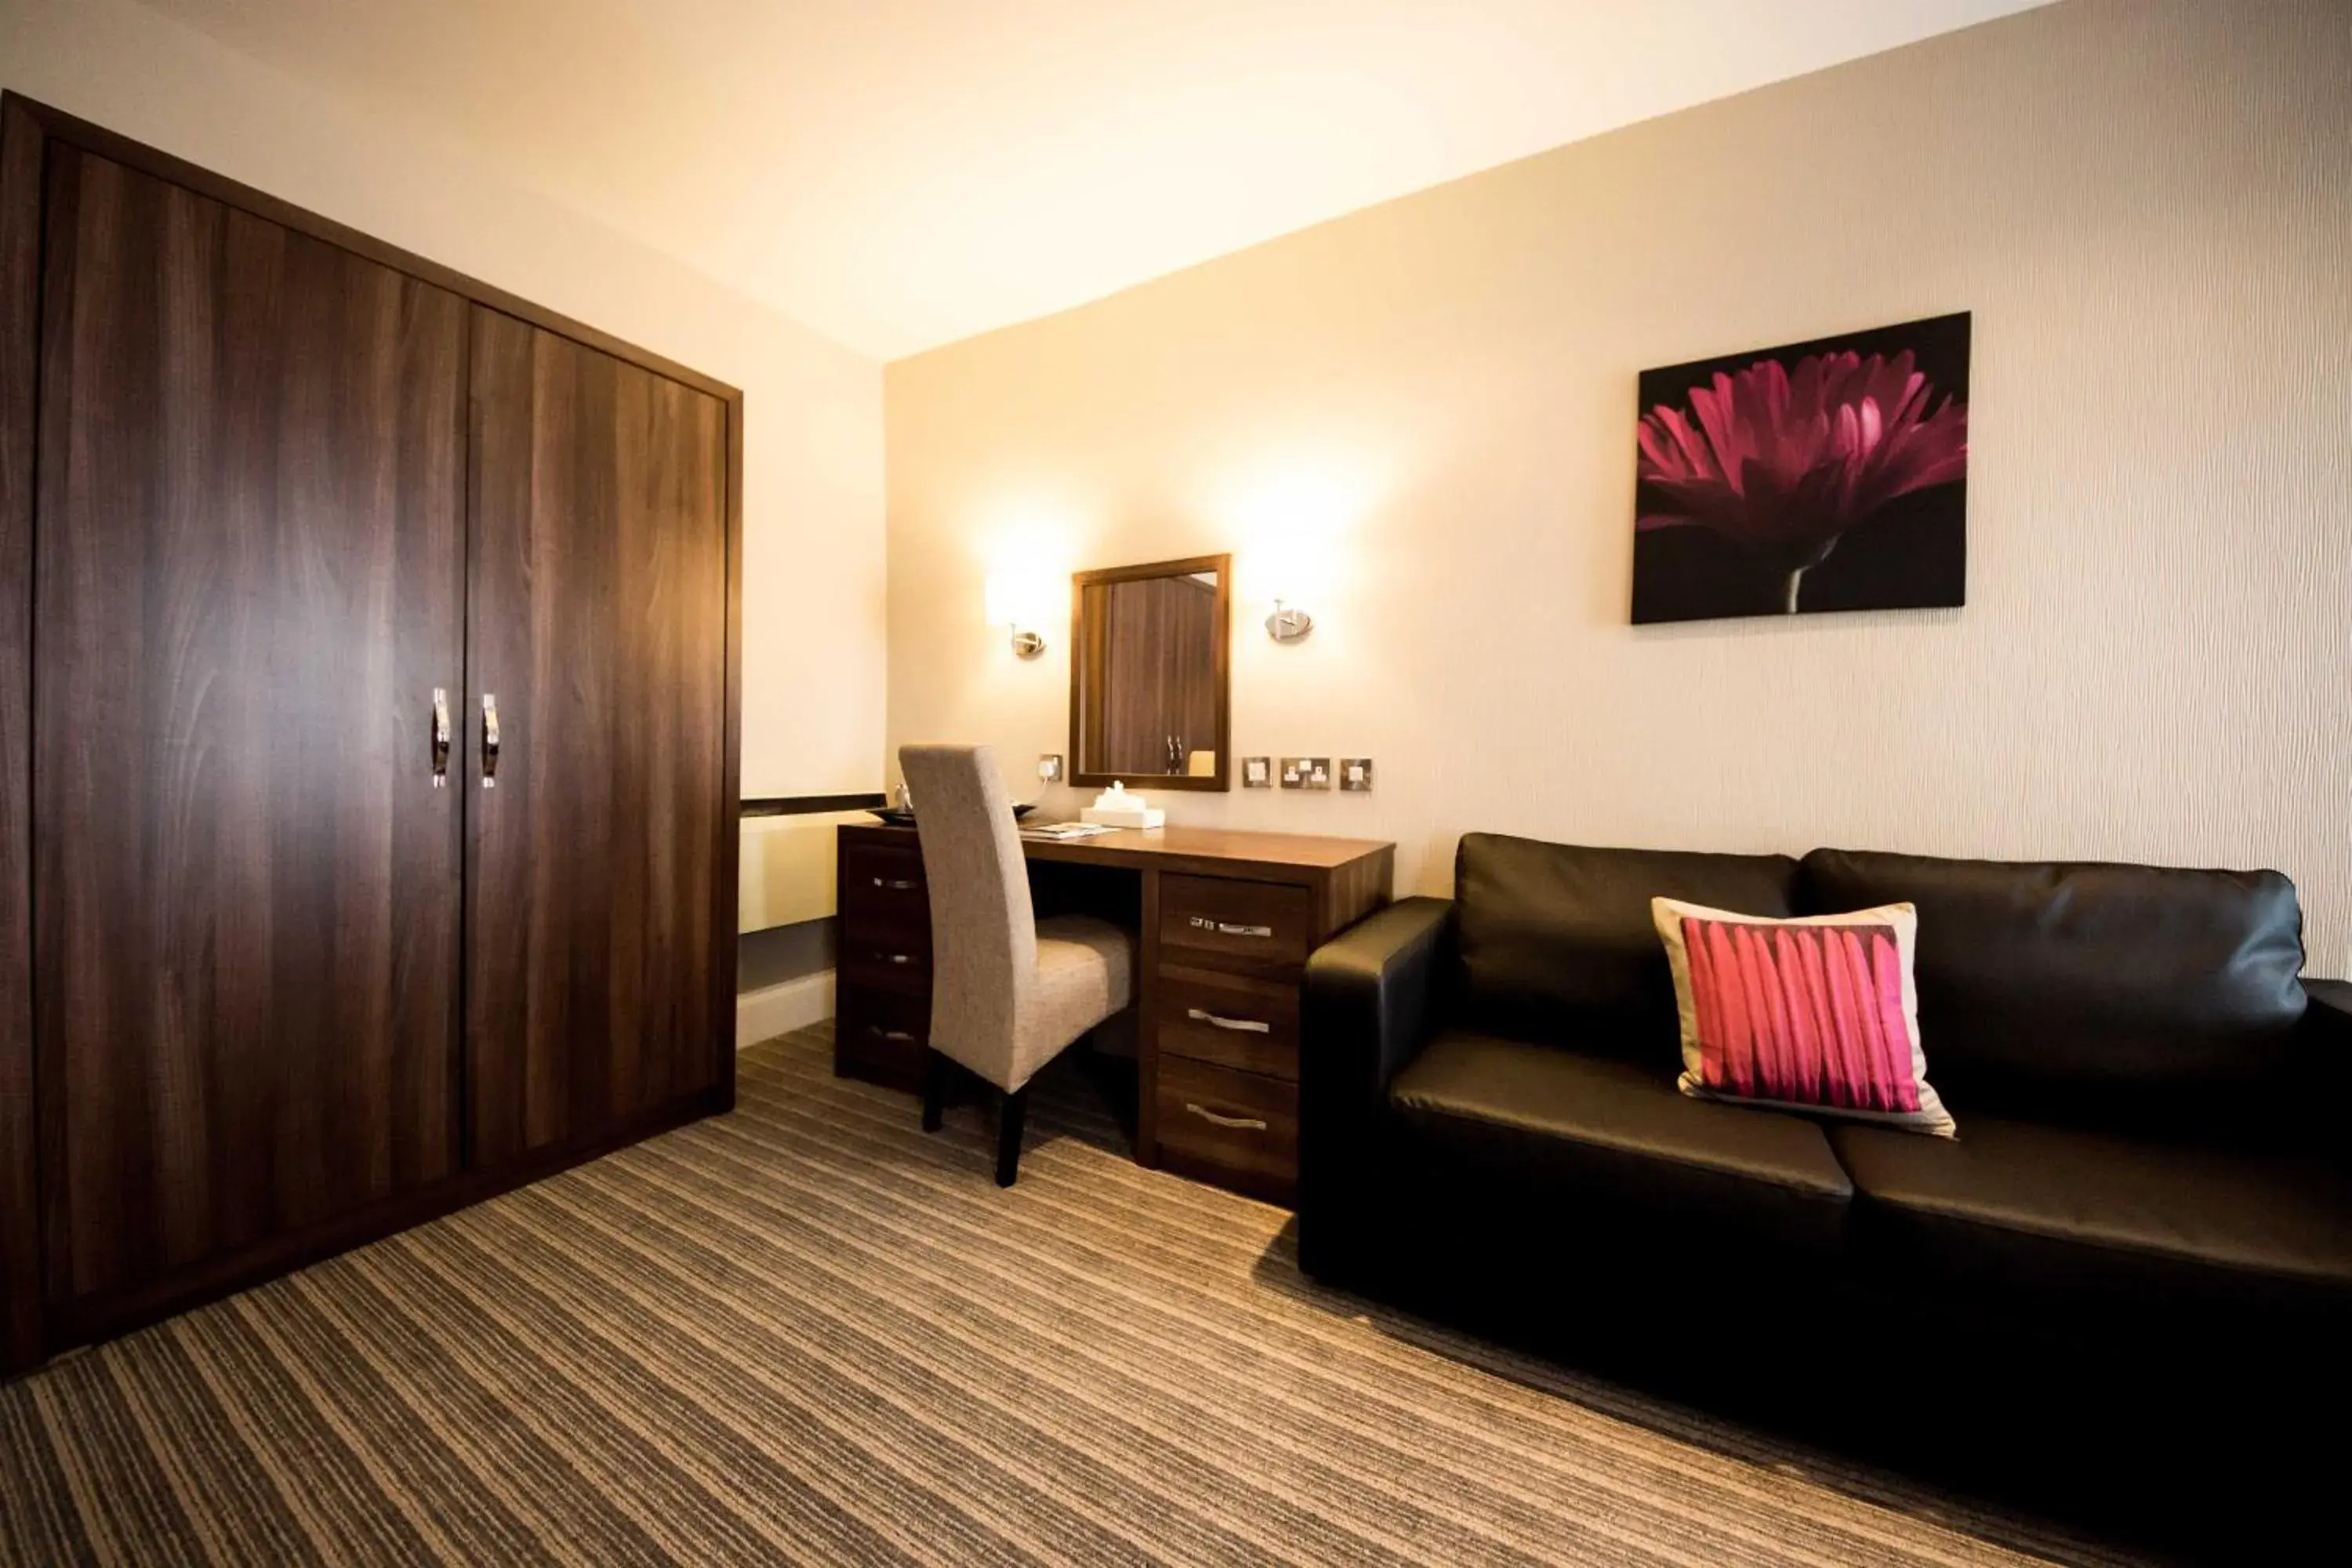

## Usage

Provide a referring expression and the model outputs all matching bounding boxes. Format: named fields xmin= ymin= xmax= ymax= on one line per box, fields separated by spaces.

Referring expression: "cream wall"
xmin=886 ymin=0 xmax=2352 ymax=976
xmin=2 ymin=0 xmax=887 ymax=801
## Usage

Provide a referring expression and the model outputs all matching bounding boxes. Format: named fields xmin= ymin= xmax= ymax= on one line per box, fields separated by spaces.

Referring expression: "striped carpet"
xmin=0 ymin=1025 xmax=2121 ymax=1566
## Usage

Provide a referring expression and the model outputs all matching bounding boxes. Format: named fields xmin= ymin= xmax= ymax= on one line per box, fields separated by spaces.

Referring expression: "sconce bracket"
xmin=1010 ymin=629 xmax=1047 ymax=659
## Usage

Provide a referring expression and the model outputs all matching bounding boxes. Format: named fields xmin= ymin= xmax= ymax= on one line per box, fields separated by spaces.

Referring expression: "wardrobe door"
xmin=32 ymin=148 xmax=468 ymax=1332
xmin=466 ymin=310 xmax=730 ymax=1163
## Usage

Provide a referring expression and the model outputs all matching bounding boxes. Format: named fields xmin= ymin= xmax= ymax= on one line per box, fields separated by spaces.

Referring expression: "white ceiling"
xmin=142 ymin=0 xmax=2053 ymax=360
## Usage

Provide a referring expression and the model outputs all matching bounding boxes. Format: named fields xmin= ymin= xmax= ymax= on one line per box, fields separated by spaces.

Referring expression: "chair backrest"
xmin=898 ymin=744 xmax=1036 ymax=1080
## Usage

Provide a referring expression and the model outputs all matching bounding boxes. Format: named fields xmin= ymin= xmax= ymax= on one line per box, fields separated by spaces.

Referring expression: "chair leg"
xmin=996 ymin=1085 xmax=1029 ymax=1188
xmin=920 ymin=1050 xmax=949 ymax=1134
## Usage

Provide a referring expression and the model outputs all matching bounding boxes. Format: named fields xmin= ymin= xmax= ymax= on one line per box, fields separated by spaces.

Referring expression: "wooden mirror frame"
xmin=1069 ymin=553 xmax=1232 ymax=792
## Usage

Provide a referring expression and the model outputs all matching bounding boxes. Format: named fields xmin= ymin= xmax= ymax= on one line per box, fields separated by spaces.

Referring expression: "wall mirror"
xmin=1070 ymin=553 xmax=1231 ymax=791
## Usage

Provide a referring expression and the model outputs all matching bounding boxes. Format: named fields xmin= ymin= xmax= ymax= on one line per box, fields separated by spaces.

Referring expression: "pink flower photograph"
xmin=1632 ymin=313 xmax=1969 ymax=622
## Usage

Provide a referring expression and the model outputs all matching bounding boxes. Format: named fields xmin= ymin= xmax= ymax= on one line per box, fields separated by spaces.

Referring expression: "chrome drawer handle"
xmin=880 ymin=952 xmax=915 ymax=966
xmin=1185 ymin=1007 xmax=1270 ymax=1034
xmin=871 ymin=1026 xmax=916 ymax=1043
xmin=873 ymin=877 xmax=919 ymax=891
xmin=1184 ymin=1102 xmax=1269 ymax=1131
xmin=1189 ymin=916 xmax=1272 ymax=938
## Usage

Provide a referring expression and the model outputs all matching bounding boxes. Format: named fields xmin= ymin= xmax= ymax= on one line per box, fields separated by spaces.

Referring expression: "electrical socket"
xmin=1279 ymin=757 xmax=1332 ymax=790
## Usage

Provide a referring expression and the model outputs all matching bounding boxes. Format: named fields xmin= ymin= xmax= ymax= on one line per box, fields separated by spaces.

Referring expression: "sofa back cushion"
xmin=1798 ymin=848 xmax=2307 ymax=1122
xmin=1453 ymin=834 xmax=1798 ymax=1057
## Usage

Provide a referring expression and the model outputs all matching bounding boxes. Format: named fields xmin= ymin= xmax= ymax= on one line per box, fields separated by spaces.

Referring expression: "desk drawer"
xmin=842 ymin=844 xmax=928 ymax=928
xmin=1159 ymin=874 xmax=1313 ymax=971
xmin=1157 ymin=966 xmax=1298 ymax=1080
xmin=834 ymin=985 xmax=930 ymax=1091
xmin=1156 ymin=1057 xmax=1297 ymax=1200
xmin=841 ymin=933 xmax=931 ymax=996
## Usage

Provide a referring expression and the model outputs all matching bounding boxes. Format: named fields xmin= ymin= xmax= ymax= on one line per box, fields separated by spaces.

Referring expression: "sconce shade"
xmin=1265 ymin=599 xmax=1314 ymax=642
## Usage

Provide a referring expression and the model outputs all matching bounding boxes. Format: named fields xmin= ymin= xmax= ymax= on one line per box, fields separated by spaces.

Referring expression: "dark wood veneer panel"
xmin=1319 ymin=847 xmax=1396 ymax=938
xmin=833 ymin=987 xmax=932 ymax=1094
xmin=715 ymin=395 xmax=745 ymax=1107
xmin=31 ymin=147 xmax=469 ymax=1316
xmin=466 ymin=309 xmax=730 ymax=1165
xmin=741 ymin=793 xmax=887 ymax=817
xmin=1155 ymin=1055 xmax=1298 ymax=1204
xmin=56 ymin=1085 xmax=724 ymax=1348
xmin=1086 ymin=575 xmax=1221 ymax=778
xmin=0 ymin=94 xmax=745 ymax=1371
xmin=0 ymin=98 xmax=44 ymax=1374
xmin=1159 ymin=873 xmax=1316 ymax=971
xmin=1156 ymin=965 xmax=1301 ymax=1079
xmin=1070 ymin=554 xmax=1232 ymax=793
xmin=0 ymin=96 xmax=735 ymax=404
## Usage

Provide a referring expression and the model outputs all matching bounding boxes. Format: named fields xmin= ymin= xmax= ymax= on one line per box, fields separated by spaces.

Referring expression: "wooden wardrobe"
xmin=0 ymin=97 xmax=742 ymax=1376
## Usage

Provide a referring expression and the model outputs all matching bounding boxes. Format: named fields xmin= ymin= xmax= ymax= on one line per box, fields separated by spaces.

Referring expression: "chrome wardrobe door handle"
xmin=430 ymin=688 xmax=452 ymax=786
xmin=481 ymin=694 xmax=500 ymax=788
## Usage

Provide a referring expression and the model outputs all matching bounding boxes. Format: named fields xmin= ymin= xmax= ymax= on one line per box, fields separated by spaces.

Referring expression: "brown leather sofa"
xmin=1301 ymin=832 xmax=2350 ymax=1353
xmin=1301 ymin=831 xmax=2350 ymax=1552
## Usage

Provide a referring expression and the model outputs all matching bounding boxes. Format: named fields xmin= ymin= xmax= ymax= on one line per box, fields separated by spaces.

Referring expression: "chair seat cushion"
xmin=1828 ymin=1117 xmax=2352 ymax=1312
xmin=1387 ymin=1030 xmax=1853 ymax=1257
xmin=1009 ymin=915 xmax=1134 ymax=1088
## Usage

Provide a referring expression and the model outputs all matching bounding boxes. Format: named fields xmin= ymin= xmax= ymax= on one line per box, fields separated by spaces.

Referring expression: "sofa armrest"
xmin=1305 ymin=896 xmax=1453 ymax=1094
xmin=1298 ymin=896 xmax=1454 ymax=1279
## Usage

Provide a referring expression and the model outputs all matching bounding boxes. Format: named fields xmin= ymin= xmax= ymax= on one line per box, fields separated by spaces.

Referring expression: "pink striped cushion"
xmin=1652 ymin=898 xmax=1954 ymax=1136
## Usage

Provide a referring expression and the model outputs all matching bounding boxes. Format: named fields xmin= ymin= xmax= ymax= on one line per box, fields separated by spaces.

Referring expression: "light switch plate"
xmin=1038 ymin=754 xmax=1063 ymax=783
xmin=1339 ymin=757 xmax=1374 ymax=793
xmin=1242 ymin=756 xmax=1272 ymax=789
xmin=1280 ymin=757 xmax=1332 ymax=790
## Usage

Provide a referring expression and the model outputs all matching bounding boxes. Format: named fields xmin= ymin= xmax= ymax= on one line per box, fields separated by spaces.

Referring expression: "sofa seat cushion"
xmin=1388 ymin=1030 xmax=1852 ymax=1257
xmin=1828 ymin=1118 xmax=2352 ymax=1314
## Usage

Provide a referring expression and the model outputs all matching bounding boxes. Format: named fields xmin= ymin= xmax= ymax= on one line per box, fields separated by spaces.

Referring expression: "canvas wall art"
xmin=1632 ymin=312 xmax=1970 ymax=624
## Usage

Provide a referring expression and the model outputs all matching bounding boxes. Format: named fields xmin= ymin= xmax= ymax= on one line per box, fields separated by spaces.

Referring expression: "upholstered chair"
xmin=898 ymin=744 xmax=1134 ymax=1185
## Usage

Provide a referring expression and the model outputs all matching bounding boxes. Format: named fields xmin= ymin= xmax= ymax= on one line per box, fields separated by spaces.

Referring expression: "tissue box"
xmin=1080 ymin=803 xmax=1164 ymax=829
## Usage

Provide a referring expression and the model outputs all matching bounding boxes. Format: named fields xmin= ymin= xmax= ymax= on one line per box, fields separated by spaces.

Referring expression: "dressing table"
xmin=835 ymin=822 xmax=1392 ymax=1203
xmin=844 ymin=552 xmax=1389 ymax=1203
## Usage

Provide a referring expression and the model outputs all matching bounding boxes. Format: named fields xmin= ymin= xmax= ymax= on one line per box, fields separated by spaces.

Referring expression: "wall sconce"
xmin=1265 ymin=598 xmax=1314 ymax=643
xmin=985 ymin=571 xmax=1052 ymax=659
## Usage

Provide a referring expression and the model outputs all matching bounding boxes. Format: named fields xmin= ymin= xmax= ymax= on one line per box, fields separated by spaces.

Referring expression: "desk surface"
xmin=842 ymin=820 xmax=1392 ymax=880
